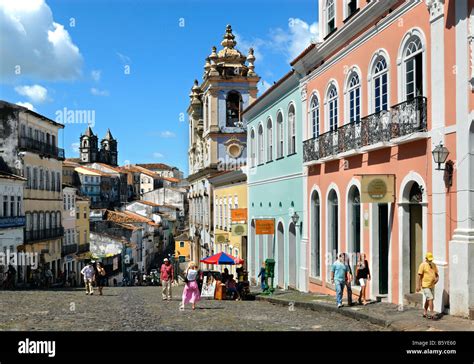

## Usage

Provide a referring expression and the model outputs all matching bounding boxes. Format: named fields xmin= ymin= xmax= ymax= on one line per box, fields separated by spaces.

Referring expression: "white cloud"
xmin=14 ymin=84 xmax=48 ymax=103
xmin=160 ymin=131 xmax=176 ymax=138
xmin=90 ymin=87 xmax=109 ymax=97
xmin=234 ymin=32 xmax=264 ymax=62
xmin=153 ymin=152 xmax=164 ymax=159
xmin=16 ymin=101 xmax=35 ymax=111
xmin=91 ymin=70 xmax=101 ymax=82
xmin=0 ymin=0 xmax=83 ymax=81
xmin=270 ymin=18 xmax=318 ymax=62
xmin=71 ymin=142 xmax=80 ymax=154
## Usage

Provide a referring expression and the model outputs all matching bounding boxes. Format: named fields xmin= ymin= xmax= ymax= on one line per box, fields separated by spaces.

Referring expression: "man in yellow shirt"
xmin=416 ymin=252 xmax=439 ymax=319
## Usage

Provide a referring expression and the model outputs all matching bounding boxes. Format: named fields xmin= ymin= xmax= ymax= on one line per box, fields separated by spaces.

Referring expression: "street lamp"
xmin=291 ymin=212 xmax=302 ymax=231
xmin=432 ymin=143 xmax=449 ymax=170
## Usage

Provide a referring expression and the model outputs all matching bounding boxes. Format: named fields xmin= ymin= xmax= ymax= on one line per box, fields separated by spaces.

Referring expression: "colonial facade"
xmin=0 ymin=101 xmax=65 ymax=281
xmin=61 ymin=186 xmax=77 ymax=280
xmin=288 ymin=0 xmax=474 ymax=318
xmin=187 ymin=25 xmax=259 ymax=264
xmin=243 ymin=71 xmax=305 ymax=289
xmin=208 ymin=169 xmax=247 ymax=276
xmin=0 ymin=171 xmax=26 ymax=282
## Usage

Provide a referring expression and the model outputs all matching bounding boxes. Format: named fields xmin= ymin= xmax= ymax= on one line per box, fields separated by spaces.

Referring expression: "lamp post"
xmin=432 ymin=143 xmax=450 ymax=170
xmin=432 ymin=143 xmax=454 ymax=188
xmin=291 ymin=211 xmax=302 ymax=232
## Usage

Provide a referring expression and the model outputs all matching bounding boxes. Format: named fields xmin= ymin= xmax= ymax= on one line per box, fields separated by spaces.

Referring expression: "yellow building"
xmin=174 ymin=233 xmax=191 ymax=263
xmin=0 ymin=102 xmax=66 ymax=280
xmin=209 ymin=170 xmax=247 ymax=274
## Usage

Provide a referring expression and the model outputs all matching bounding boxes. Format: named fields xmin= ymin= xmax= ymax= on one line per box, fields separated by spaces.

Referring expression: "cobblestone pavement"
xmin=0 ymin=286 xmax=386 ymax=331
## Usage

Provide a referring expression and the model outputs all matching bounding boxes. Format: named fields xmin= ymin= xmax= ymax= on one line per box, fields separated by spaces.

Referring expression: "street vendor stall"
xmin=200 ymin=252 xmax=249 ymax=300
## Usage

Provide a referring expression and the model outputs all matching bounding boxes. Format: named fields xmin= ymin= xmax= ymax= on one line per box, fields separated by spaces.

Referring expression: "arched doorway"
xmin=328 ymin=189 xmax=339 ymax=259
xmin=311 ymin=191 xmax=321 ymax=278
xmin=288 ymin=222 xmax=297 ymax=288
xmin=409 ymin=183 xmax=423 ymax=293
xmin=277 ymin=222 xmax=285 ymax=288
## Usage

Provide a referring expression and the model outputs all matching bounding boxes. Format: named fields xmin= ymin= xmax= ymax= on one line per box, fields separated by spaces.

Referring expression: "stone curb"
xmin=255 ymin=295 xmax=393 ymax=329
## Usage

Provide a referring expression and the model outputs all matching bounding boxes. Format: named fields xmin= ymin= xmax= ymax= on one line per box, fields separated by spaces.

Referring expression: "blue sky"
xmin=0 ymin=0 xmax=318 ymax=175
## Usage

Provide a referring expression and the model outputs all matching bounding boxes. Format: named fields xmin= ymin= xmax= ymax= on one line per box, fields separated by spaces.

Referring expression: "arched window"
xmin=373 ymin=56 xmax=389 ymax=112
xmin=403 ymin=35 xmax=423 ymax=100
xmin=266 ymin=118 xmax=273 ymax=162
xmin=328 ymin=189 xmax=339 ymax=261
xmin=276 ymin=112 xmax=284 ymax=158
xmin=288 ymin=104 xmax=296 ymax=155
xmin=347 ymin=72 xmax=361 ymax=123
xmin=326 ymin=0 xmax=336 ymax=34
xmin=258 ymin=124 xmax=264 ymax=165
xmin=311 ymin=191 xmax=321 ymax=277
xmin=226 ymin=91 xmax=242 ymax=127
xmin=250 ymin=128 xmax=256 ymax=167
xmin=310 ymin=95 xmax=320 ymax=138
xmin=326 ymin=84 xmax=338 ymax=131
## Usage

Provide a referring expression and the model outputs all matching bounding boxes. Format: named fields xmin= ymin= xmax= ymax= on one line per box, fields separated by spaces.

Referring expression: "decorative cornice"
xmin=425 ymin=0 xmax=445 ymax=22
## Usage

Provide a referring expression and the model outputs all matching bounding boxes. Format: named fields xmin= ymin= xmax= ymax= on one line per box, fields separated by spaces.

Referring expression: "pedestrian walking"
xmin=180 ymin=261 xmax=201 ymax=310
xmin=355 ymin=253 xmax=371 ymax=305
xmin=257 ymin=262 xmax=266 ymax=291
xmin=81 ymin=262 xmax=96 ymax=295
xmin=45 ymin=268 xmax=53 ymax=288
xmin=341 ymin=253 xmax=354 ymax=306
xmin=331 ymin=253 xmax=349 ymax=308
xmin=160 ymin=258 xmax=174 ymax=301
xmin=95 ymin=262 xmax=107 ymax=296
xmin=417 ymin=252 xmax=439 ymax=319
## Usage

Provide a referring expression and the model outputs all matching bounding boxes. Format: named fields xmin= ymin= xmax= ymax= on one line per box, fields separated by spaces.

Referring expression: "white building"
xmin=0 ymin=171 xmax=26 ymax=283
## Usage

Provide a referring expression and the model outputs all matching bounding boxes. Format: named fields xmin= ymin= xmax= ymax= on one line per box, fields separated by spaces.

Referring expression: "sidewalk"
xmin=251 ymin=288 xmax=474 ymax=331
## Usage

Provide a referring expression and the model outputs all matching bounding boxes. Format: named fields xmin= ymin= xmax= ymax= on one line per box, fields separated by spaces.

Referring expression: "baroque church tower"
xmin=187 ymin=24 xmax=260 ymax=263
xmin=80 ymin=127 xmax=118 ymax=166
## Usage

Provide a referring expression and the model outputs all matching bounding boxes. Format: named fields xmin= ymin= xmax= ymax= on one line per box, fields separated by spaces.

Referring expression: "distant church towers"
xmin=80 ymin=126 xmax=118 ymax=166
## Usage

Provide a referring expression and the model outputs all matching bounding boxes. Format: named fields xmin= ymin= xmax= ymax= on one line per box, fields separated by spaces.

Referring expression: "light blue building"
xmin=243 ymin=70 xmax=306 ymax=291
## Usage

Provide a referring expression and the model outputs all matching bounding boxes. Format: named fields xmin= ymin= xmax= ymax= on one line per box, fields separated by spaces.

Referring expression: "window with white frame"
xmin=266 ymin=118 xmax=273 ymax=162
xmin=327 ymin=84 xmax=338 ymax=131
xmin=346 ymin=0 xmax=357 ymax=18
xmin=347 ymin=72 xmax=361 ymax=123
xmin=288 ymin=104 xmax=296 ymax=154
xmin=310 ymin=95 xmax=320 ymax=138
xmin=373 ymin=56 xmax=388 ymax=112
xmin=276 ymin=112 xmax=284 ymax=158
xmin=326 ymin=0 xmax=336 ymax=34
xmin=258 ymin=124 xmax=264 ymax=165
xmin=404 ymin=35 xmax=423 ymax=100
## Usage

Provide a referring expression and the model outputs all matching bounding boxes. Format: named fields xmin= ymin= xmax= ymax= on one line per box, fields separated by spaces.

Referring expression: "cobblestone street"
xmin=0 ymin=287 xmax=385 ymax=331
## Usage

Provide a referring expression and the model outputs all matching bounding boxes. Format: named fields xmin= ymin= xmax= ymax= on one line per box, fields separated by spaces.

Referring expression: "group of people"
xmin=331 ymin=251 xmax=440 ymax=319
xmin=80 ymin=261 xmax=107 ymax=296
xmin=331 ymin=252 xmax=370 ymax=308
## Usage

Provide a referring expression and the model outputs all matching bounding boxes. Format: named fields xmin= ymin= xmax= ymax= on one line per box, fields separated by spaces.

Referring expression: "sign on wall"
xmin=255 ymin=219 xmax=275 ymax=235
xmin=361 ymin=175 xmax=395 ymax=203
xmin=231 ymin=208 xmax=247 ymax=222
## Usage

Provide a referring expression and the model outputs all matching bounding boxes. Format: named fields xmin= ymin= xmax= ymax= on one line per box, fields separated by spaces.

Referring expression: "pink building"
xmin=293 ymin=0 xmax=474 ymax=318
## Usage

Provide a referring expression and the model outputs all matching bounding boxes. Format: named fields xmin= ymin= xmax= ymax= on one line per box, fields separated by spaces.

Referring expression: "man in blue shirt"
xmin=331 ymin=253 xmax=349 ymax=308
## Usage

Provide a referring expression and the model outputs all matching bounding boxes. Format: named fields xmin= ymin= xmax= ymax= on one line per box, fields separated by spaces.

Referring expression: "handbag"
xmin=183 ymin=269 xmax=189 ymax=283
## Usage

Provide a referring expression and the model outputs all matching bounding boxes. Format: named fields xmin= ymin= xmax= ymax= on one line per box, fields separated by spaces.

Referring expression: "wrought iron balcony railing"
xmin=303 ymin=96 xmax=427 ymax=163
xmin=77 ymin=243 xmax=90 ymax=254
xmin=24 ymin=227 xmax=64 ymax=243
xmin=61 ymin=243 xmax=78 ymax=256
xmin=19 ymin=137 xmax=65 ymax=160
xmin=0 ymin=216 xmax=26 ymax=228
